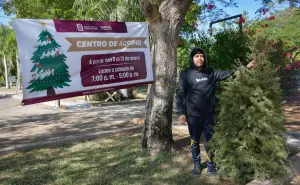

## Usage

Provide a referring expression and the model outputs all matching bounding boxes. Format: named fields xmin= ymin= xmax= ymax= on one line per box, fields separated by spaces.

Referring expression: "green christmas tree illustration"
xmin=27 ymin=22 xmax=71 ymax=96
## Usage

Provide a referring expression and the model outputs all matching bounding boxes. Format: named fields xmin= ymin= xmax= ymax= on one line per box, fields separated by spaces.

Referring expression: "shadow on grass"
xmin=0 ymin=133 xmax=238 ymax=185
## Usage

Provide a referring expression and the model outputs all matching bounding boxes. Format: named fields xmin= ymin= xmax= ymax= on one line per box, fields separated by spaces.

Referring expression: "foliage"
xmin=177 ymin=38 xmax=192 ymax=73
xmin=260 ymin=0 xmax=300 ymax=8
xmin=0 ymin=24 xmax=19 ymax=80
xmin=0 ymin=25 xmax=11 ymax=81
xmin=73 ymin=0 xmax=144 ymax=22
xmin=196 ymin=0 xmax=238 ymax=24
xmin=0 ymin=24 xmax=10 ymax=56
xmin=210 ymin=53 xmax=289 ymax=184
xmin=177 ymin=29 xmax=252 ymax=72
xmin=5 ymin=28 xmax=18 ymax=76
xmin=180 ymin=2 xmax=202 ymax=37
xmin=277 ymin=51 xmax=300 ymax=101
xmin=209 ymin=30 xmax=252 ymax=69
xmin=251 ymin=31 xmax=300 ymax=100
xmin=252 ymin=8 xmax=300 ymax=48
xmin=0 ymin=0 xmax=76 ymax=19
xmin=0 ymin=75 xmax=4 ymax=85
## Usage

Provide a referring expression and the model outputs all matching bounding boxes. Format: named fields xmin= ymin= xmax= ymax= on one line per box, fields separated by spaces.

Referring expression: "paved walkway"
xmin=0 ymin=97 xmax=146 ymax=153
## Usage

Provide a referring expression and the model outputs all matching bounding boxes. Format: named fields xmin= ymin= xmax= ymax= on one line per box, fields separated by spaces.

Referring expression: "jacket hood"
xmin=189 ymin=47 xmax=208 ymax=69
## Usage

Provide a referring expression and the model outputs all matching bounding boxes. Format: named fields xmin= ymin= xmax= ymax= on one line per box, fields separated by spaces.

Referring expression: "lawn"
xmin=0 ymin=131 xmax=237 ymax=185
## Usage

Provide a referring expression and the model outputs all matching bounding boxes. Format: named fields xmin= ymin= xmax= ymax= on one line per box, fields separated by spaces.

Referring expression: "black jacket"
xmin=175 ymin=47 xmax=233 ymax=117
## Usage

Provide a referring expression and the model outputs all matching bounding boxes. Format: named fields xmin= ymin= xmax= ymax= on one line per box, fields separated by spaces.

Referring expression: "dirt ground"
xmin=283 ymin=101 xmax=300 ymax=133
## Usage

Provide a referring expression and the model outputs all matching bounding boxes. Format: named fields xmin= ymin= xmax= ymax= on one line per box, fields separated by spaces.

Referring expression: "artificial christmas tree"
xmin=210 ymin=53 xmax=290 ymax=184
xmin=26 ymin=22 xmax=71 ymax=96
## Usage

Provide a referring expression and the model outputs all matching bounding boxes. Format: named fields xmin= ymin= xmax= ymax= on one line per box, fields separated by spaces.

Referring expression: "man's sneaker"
xmin=206 ymin=170 xmax=217 ymax=176
xmin=192 ymin=164 xmax=201 ymax=176
xmin=206 ymin=162 xmax=217 ymax=176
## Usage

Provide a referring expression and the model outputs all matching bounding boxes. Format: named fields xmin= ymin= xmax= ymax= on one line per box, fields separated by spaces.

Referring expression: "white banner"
xmin=13 ymin=19 xmax=153 ymax=105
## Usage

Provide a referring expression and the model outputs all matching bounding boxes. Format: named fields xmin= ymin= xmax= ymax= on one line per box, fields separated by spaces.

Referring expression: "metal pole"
xmin=210 ymin=14 xmax=243 ymax=35
xmin=56 ymin=99 xmax=60 ymax=108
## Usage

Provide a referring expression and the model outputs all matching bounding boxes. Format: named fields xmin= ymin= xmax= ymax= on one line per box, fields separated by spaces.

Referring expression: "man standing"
xmin=175 ymin=47 xmax=254 ymax=176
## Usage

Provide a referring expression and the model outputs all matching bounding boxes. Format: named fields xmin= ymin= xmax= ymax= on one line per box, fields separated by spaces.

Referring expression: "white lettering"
xmin=77 ymin=41 xmax=82 ymax=47
xmin=119 ymin=40 xmax=142 ymax=46
xmin=78 ymin=41 xmax=108 ymax=48
xmin=196 ymin=78 xmax=208 ymax=83
xmin=87 ymin=41 xmax=92 ymax=47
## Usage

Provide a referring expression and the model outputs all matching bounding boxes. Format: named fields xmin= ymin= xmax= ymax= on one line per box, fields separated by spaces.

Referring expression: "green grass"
xmin=0 ymin=133 xmax=238 ymax=185
xmin=134 ymin=85 xmax=148 ymax=95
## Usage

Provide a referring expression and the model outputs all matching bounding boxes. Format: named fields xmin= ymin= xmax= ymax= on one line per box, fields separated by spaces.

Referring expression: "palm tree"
xmin=0 ymin=24 xmax=11 ymax=89
xmin=73 ymin=0 xmax=145 ymax=22
xmin=5 ymin=28 xmax=20 ymax=90
xmin=74 ymin=0 xmax=145 ymax=98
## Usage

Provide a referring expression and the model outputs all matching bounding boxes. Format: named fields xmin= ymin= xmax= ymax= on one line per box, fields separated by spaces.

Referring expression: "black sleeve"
xmin=175 ymin=72 xmax=187 ymax=116
xmin=214 ymin=70 xmax=234 ymax=82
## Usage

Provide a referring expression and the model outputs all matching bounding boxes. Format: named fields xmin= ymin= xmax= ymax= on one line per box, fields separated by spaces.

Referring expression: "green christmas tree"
xmin=210 ymin=53 xmax=290 ymax=184
xmin=27 ymin=22 xmax=71 ymax=96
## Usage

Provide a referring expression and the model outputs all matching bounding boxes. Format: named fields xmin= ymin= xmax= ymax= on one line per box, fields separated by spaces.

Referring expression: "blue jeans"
xmin=187 ymin=114 xmax=216 ymax=171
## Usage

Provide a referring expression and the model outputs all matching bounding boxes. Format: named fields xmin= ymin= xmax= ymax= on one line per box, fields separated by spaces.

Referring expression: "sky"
xmin=0 ymin=10 xmax=13 ymax=25
xmin=222 ymin=0 xmax=288 ymax=18
xmin=222 ymin=0 xmax=263 ymax=18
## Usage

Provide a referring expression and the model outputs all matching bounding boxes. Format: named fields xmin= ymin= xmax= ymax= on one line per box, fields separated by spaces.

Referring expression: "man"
xmin=175 ymin=47 xmax=254 ymax=176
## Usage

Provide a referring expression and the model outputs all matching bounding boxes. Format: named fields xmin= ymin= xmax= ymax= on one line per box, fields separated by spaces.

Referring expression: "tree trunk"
xmin=142 ymin=24 xmax=179 ymax=153
xmin=16 ymin=53 xmax=21 ymax=90
xmin=139 ymin=0 xmax=192 ymax=154
xmin=47 ymin=87 xmax=56 ymax=96
xmin=4 ymin=55 xmax=10 ymax=89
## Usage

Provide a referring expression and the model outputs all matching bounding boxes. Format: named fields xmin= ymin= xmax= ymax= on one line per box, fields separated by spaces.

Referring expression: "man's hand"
xmin=179 ymin=115 xmax=187 ymax=125
xmin=247 ymin=60 xmax=255 ymax=69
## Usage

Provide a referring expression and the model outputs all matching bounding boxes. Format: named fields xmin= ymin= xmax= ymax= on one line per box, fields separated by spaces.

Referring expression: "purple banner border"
xmin=22 ymin=81 xmax=153 ymax=106
xmin=53 ymin=20 xmax=128 ymax=33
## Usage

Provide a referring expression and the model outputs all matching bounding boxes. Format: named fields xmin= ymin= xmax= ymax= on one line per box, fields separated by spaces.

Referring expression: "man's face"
xmin=193 ymin=53 xmax=205 ymax=68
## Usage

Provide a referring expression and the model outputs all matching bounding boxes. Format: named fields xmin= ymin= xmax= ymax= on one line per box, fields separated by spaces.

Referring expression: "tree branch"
xmin=158 ymin=0 xmax=192 ymax=10
xmin=139 ymin=0 xmax=192 ymax=23
xmin=177 ymin=0 xmax=193 ymax=14
xmin=139 ymin=0 xmax=159 ymax=21
xmin=158 ymin=0 xmax=192 ymax=23
xmin=157 ymin=0 xmax=164 ymax=6
xmin=293 ymin=52 xmax=300 ymax=61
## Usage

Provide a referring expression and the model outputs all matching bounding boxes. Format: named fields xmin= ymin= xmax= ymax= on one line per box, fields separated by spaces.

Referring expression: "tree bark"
xmin=47 ymin=87 xmax=56 ymax=96
xmin=4 ymin=55 xmax=10 ymax=89
xmin=16 ymin=53 xmax=21 ymax=90
xmin=139 ymin=0 xmax=192 ymax=154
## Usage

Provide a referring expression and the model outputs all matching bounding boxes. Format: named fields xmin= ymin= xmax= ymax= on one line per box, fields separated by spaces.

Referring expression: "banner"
xmin=13 ymin=19 xmax=153 ymax=105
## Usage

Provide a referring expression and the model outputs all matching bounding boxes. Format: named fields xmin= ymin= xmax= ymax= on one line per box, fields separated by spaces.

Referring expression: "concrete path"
xmin=0 ymin=97 xmax=146 ymax=154
xmin=0 ymin=96 xmax=22 ymax=109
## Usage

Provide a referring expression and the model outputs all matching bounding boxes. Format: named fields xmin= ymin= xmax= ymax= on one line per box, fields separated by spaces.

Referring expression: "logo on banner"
xmin=54 ymin=20 xmax=128 ymax=33
xmin=76 ymin=24 xmax=84 ymax=31
xmin=100 ymin=26 xmax=112 ymax=31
